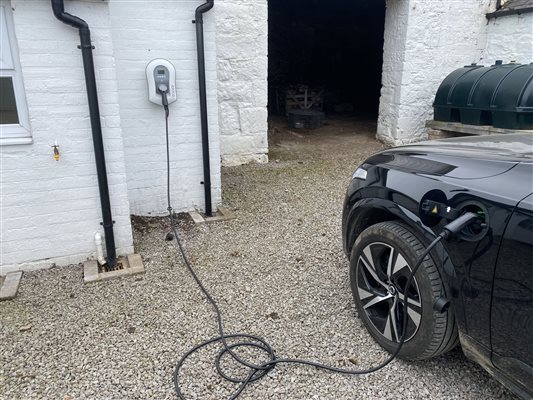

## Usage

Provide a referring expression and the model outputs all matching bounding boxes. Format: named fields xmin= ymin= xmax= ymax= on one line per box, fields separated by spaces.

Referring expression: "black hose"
xmin=51 ymin=0 xmax=117 ymax=268
xmin=162 ymin=108 xmax=447 ymax=399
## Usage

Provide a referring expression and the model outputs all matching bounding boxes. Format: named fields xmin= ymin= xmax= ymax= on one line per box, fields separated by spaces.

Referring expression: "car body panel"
xmin=491 ymin=192 xmax=533 ymax=394
xmin=342 ymin=133 xmax=533 ymax=399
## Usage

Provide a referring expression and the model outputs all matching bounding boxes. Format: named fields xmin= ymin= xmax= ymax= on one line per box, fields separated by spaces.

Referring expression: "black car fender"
xmin=343 ymin=197 xmax=459 ymax=310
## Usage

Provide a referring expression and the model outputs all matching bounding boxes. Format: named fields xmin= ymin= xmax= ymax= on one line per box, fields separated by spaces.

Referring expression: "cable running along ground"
xmin=162 ymin=109 xmax=446 ymax=399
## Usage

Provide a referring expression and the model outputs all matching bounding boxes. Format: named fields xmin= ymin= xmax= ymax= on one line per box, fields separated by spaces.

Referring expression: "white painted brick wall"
xmin=109 ymin=1 xmax=222 ymax=215
xmin=215 ymin=0 xmax=268 ymax=166
xmin=1 ymin=0 xmax=133 ymax=273
xmin=4 ymin=0 xmax=529 ymax=273
xmin=482 ymin=12 xmax=533 ymax=64
xmin=378 ymin=0 xmax=491 ymax=145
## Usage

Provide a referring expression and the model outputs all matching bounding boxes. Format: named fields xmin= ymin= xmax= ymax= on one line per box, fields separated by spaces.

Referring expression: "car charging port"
xmin=456 ymin=202 xmax=489 ymax=241
xmin=420 ymin=193 xmax=489 ymax=241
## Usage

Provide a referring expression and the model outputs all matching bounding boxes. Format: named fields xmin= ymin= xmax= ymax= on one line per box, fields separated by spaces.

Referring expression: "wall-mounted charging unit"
xmin=146 ymin=59 xmax=177 ymax=106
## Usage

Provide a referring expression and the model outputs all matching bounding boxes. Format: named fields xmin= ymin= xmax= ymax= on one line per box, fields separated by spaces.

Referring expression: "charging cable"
xmin=161 ymin=107 xmax=481 ymax=399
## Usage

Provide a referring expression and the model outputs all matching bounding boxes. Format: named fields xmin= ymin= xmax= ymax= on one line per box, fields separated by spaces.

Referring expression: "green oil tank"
xmin=434 ymin=62 xmax=533 ymax=130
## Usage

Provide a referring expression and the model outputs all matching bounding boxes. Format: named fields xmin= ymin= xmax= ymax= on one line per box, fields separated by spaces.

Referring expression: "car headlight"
xmin=352 ymin=167 xmax=367 ymax=180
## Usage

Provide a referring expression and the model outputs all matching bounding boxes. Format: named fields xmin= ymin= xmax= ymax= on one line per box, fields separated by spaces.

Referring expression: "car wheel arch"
xmin=345 ymin=198 xmax=462 ymax=331
xmin=345 ymin=199 xmax=430 ymax=256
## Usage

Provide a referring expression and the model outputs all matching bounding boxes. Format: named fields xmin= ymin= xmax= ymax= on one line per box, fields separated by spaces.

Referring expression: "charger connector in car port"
xmin=441 ymin=212 xmax=482 ymax=240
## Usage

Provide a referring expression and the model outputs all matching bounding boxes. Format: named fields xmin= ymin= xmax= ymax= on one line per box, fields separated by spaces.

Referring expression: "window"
xmin=1 ymin=2 xmax=30 ymax=145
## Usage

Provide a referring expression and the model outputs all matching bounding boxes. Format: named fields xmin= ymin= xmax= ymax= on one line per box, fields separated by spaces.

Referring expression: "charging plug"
xmin=158 ymin=85 xmax=169 ymax=106
xmin=441 ymin=212 xmax=481 ymax=240
xmin=157 ymin=86 xmax=170 ymax=117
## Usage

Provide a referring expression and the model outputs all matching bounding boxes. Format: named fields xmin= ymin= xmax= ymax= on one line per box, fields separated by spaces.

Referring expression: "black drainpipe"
xmin=51 ymin=0 xmax=117 ymax=268
xmin=194 ymin=0 xmax=215 ymax=217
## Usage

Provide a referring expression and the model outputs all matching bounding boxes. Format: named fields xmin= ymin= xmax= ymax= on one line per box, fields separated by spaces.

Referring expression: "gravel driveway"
xmin=0 ymin=118 xmax=517 ymax=399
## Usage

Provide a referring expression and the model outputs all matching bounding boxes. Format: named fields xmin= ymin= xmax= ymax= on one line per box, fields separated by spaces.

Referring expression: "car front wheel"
xmin=350 ymin=221 xmax=458 ymax=360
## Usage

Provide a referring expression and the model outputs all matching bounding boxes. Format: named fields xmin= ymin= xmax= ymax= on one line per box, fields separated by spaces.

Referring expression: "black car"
xmin=342 ymin=134 xmax=533 ymax=399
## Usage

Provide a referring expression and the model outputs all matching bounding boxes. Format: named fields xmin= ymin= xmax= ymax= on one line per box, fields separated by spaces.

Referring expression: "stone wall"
xmin=483 ymin=12 xmax=533 ymax=64
xmin=378 ymin=0 xmax=491 ymax=145
xmin=215 ymin=0 xmax=269 ymax=166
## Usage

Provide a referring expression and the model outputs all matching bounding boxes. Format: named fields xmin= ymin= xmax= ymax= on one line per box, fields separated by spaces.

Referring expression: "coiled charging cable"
xmin=161 ymin=109 xmax=478 ymax=399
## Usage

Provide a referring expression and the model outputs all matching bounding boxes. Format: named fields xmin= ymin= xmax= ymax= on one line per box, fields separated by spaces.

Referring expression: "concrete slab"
xmin=0 ymin=271 xmax=23 ymax=301
xmin=83 ymin=254 xmax=145 ymax=284
xmin=188 ymin=206 xmax=235 ymax=225
xmin=189 ymin=211 xmax=205 ymax=224
xmin=83 ymin=260 xmax=99 ymax=283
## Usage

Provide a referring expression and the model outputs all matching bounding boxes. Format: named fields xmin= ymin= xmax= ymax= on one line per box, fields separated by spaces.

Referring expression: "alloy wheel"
xmin=356 ymin=242 xmax=422 ymax=342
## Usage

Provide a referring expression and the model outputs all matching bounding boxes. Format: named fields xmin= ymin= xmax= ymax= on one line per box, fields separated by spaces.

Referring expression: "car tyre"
xmin=350 ymin=221 xmax=458 ymax=360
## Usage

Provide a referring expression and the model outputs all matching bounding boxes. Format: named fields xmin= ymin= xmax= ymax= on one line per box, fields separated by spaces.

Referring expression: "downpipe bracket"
xmin=100 ymin=221 xmax=116 ymax=227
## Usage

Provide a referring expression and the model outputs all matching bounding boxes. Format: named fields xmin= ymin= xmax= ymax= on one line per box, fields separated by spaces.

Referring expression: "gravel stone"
xmin=0 ymin=118 xmax=518 ymax=399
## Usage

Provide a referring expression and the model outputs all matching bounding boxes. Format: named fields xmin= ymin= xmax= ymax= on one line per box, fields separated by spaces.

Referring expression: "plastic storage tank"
xmin=433 ymin=62 xmax=533 ymax=129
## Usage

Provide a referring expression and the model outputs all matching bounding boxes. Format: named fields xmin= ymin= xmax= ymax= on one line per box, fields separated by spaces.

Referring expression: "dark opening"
xmin=268 ymin=0 xmax=386 ymax=119
xmin=0 ymin=77 xmax=20 ymax=125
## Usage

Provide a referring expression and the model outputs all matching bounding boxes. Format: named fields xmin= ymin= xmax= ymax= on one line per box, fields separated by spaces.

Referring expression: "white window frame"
xmin=0 ymin=2 xmax=31 ymax=145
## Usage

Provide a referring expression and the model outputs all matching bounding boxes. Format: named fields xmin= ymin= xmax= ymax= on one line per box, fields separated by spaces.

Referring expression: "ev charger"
xmin=146 ymin=59 xmax=177 ymax=106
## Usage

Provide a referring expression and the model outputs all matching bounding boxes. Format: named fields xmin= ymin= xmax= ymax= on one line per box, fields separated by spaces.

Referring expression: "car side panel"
xmin=491 ymin=192 xmax=533 ymax=397
xmin=343 ymin=163 xmax=524 ymax=350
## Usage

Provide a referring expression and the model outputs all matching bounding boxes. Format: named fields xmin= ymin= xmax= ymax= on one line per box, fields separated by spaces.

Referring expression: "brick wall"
xmin=109 ymin=1 xmax=222 ymax=215
xmin=215 ymin=0 xmax=268 ymax=166
xmin=1 ymin=0 xmax=133 ymax=273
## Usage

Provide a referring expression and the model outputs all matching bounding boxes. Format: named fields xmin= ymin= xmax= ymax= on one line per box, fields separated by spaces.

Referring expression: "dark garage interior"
xmin=268 ymin=0 xmax=386 ymax=126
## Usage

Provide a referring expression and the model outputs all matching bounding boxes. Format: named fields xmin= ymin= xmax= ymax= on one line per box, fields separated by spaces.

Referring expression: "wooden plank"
xmin=425 ymin=120 xmax=533 ymax=136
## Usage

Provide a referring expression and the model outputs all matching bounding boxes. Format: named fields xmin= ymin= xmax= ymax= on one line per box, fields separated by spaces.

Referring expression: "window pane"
xmin=0 ymin=76 xmax=19 ymax=124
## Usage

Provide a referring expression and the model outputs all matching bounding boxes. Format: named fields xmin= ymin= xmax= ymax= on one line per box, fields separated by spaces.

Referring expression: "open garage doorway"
xmin=268 ymin=0 xmax=386 ymax=146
